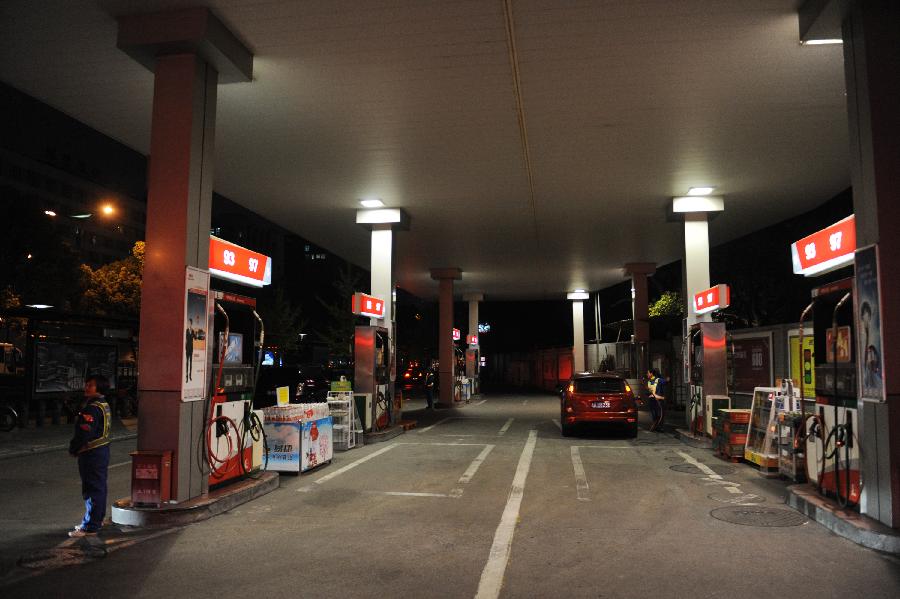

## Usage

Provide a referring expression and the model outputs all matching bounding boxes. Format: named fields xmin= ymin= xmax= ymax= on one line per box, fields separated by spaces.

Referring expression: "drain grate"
xmin=710 ymin=506 xmax=807 ymax=527
xmin=707 ymin=492 xmax=766 ymax=505
xmin=669 ymin=463 xmax=736 ymax=475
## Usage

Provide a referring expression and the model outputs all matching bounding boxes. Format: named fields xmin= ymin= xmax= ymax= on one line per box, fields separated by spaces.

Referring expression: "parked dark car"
xmin=254 ymin=364 xmax=330 ymax=408
xmin=560 ymin=372 xmax=638 ymax=437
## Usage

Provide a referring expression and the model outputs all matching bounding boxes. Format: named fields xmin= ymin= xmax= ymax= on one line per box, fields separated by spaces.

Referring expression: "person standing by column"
xmin=68 ymin=375 xmax=112 ymax=537
xmin=646 ymin=368 xmax=667 ymax=432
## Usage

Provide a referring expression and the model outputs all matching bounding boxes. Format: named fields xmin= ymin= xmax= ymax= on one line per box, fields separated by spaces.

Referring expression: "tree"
xmin=80 ymin=241 xmax=144 ymax=317
xmin=258 ymin=286 xmax=307 ymax=362
xmin=649 ymin=291 xmax=685 ymax=318
xmin=316 ymin=264 xmax=366 ymax=357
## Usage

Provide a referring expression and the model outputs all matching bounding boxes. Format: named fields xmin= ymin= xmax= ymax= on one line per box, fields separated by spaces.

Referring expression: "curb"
xmin=673 ymin=428 xmax=713 ymax=449
xmin=111 ymin=471 xmax=279 ymax=528
xmin=786 ymin=484 xmax=900 ymax=555
xmin=0 ymin=432 xmax=137 ymax=461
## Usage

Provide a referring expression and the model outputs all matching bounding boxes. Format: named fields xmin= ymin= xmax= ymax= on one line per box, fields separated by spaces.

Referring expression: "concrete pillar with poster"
xmin=431 ymin=268 xmax=462 ymax=408
xmin=624 ymin=262 xmax=656 ymax=386
xmin=114 ymin=8 xmax=253 ymax=503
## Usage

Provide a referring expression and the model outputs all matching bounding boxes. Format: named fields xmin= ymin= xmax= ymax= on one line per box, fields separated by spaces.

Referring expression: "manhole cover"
xmin=710 ymin=507 xmax=807 ymax=527
xmin=707 ymin=492 xmax=766 ymax=505
xmin=669 ymin=463 xmax=736 ymax=475
xmin=665 ymin=455 xmax=712 ymax=463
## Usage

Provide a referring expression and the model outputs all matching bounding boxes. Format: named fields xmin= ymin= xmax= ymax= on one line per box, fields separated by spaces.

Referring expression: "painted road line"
xmin=552 ymin=419 xmax=561 ymax=430
xmin=397 ymin=442 xmax=487 ymax=446
xmin=474 ymin=399 xmax=487 ymax=406
xmin=365 ymin=491 xmax=449 ymax=498
xmin=418 ymin=418 xmax=450 ymax=434
xmin=450 ymin=444 xmax=495 ymax=498
xmin=571 ymin=446 xmax=590 ymax=502
xmin=298 ymin=443 xmax=398 ymax=491
xmin=475 ymin=430 xmax=538 ymax=599
xmin=498 ymin=418 xmax=514 ymax=436
xmin=676 ymin=450 xmax=722 ymax=479
xmin=109 ymin=461 xmax=131 ymax=469
xmin=522 ymin=399 xmax=529 ymax=405
xmin=725 ymin=486 xmax=743 ymax=494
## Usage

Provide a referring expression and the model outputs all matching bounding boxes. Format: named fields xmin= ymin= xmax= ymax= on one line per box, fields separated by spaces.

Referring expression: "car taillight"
xmin=624 ymin=383 xmax=632 ymax=394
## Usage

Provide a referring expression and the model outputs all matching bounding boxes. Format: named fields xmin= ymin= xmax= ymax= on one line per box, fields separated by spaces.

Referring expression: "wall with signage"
xmin=731 ymin=333 xmax=773 ymax=393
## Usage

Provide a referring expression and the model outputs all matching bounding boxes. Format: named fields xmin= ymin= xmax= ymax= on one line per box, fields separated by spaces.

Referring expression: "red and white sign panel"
xmin=209 ymin=236 xmax=272 ymax=287
xmin=791 ymin=215 xmax=856 ymax=277
xmin=452 ymin=328 xmax=461 ymax=341
xmin=467 ymin=334 xmax=478 ymax=345
xmin=351 ymin=292 xmax=385 ymax=319
xmin=693 ymin=284 xmax=730 ymax=315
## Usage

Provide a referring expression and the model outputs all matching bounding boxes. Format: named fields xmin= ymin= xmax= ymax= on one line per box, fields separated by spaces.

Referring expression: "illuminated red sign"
xmin=693 ymin=284 xmax=730 ymax=315
xmin=467 ymin=334 xmax=478 ymax=345
xmin=452 ymin=328 xmax=461 ymax=341
xmin=791 ymin=215 xmax=856 ymax=277
xmin=209 ymin=236 xmax=272 ymax=287
xmin=351 ymin=292 xmax=385 ymax=319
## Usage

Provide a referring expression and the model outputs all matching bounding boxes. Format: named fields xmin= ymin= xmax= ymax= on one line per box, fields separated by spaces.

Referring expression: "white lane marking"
xmin=497 ymin=418 xmax=514 ymax=436
xmin=475 ymin=430 xmax=538 ymax=599
xmin=109 ymin=461 xmax=131 ymax=469
xmin=577 ymin=445 xmax=636 ymax=450
xmin=365 ymin=491 xmax=449 ymax=498
xmin=552 ymin=419 xmax=561 ymax=430
xmin=676 ymin=450 xmax=721 ymax=479
xmin=571 ymin=446 xmax=590 ymax=502
xmin=522 ymin=399 xmax=529 ymax=405
xmin=397 ymin=442 xmax=487 ymax=446
xmin=298 ymin=443 xmax=397 ymax=491
xmin=725 ymin=486 xmax=742 ymax=494
xmin=474 ymin=400 xmax=487 ymax=406
xmin=450 ymin=444 xmax=495 ymax=498
xmin=418 ymin=418 xmax=450 ymax=434
xmin=440 ymin=434 xmax=475 ymax=437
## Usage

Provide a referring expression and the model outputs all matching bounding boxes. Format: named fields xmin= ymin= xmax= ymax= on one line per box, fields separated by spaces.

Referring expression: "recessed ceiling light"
xmin=360 ymin=198 xmax=384 ymax=208
xmin=72 ymin=213 xmax=92 ymax=219
xmin=802 ymin=39 xmax=843 ymax=45
xmin=44 ymin=210 xmax=57 ymax=217
xmin=26 ymin=304 xmax=53 ymax=309
xmin=687 ymin=187 xmax=715 ymax=196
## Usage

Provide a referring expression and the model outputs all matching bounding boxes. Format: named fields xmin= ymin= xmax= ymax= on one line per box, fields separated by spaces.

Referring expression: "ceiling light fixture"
xmin=26 ymin=304 xmax=53 ymax=309
xmin=72 ymin=213 xmax=92 ymax=219
xmin=567 ymin=291 xmax=589 ymax=300
xmin=687 ymin=187 xmax=715 ymax=196
xmin=801 ymin=39 xmax=843 ymax=45
xmin=359 ymin=198 xmax=384 ymax=208
xmin=44 ymin=210 xmax=57 ymax=217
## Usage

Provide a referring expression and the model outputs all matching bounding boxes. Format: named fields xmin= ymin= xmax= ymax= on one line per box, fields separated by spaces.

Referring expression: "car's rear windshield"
xmin=574 ymin=378 xmax=625 ymax=394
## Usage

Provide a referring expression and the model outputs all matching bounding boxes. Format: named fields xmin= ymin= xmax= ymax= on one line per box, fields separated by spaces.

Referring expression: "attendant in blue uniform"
xmin=68 ymin=374 xmax=112 ymax=537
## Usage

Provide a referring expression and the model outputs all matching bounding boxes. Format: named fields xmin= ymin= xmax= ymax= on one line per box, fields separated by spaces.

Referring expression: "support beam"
xmin=624 ymin=262 xmax=656 ymax=381
xmin=431 ymin=268 xmax=462 ymax=408
xmin=463 ymin=293 xmax=483 ymax=380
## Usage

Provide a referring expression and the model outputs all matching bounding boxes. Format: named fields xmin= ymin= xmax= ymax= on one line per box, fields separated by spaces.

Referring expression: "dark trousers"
xmin=425 ymin=387 xmax=435 ymax=408
xmin=78 ymin=446 xmax=110 ymax=530
xmin=649 ymin=398 xmax=665 ymax=430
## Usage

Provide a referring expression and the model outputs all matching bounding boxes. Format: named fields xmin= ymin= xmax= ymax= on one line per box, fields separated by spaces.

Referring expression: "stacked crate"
xmin=713 ymin=409 xmax=751 ymax=461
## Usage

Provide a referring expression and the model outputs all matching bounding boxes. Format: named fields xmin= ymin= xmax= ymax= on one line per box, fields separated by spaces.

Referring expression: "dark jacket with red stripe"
xmin=69 ymin=396 xmax=111 ymax=456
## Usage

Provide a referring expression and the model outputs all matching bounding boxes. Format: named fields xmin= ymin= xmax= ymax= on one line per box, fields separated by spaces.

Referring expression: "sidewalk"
xmin=0 ymin=417 xmax=138 ymax=461
xmin=670 ymin=413 xmax=900 ymax=555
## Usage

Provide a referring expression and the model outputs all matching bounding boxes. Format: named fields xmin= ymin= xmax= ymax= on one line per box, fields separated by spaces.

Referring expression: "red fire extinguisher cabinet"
xmin=130 ymin=450 xmax=172 ymax=506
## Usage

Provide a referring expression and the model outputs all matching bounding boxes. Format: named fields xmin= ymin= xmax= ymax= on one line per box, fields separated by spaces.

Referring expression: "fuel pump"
xmin=354 ymin=325 xmax=392 ymax=432
xmin=804 ymin=278 xmax=860 ymax=506
xmin=204 ymin=291 xmax=267 ymax=487
xmin=686 ymin=321 xmax=729 ymax=436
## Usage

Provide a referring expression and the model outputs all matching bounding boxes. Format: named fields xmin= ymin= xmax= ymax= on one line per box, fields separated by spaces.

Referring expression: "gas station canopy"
xmin=0 ymin=0 xmax=849 ymax=298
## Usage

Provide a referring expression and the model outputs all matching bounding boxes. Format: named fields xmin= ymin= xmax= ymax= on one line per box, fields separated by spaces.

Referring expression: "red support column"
xmin=431 ymin=268 xmax=462 ymax=408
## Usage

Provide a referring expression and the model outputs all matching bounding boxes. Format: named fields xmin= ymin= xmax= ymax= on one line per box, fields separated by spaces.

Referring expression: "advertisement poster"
xmin=731 ymin=335 xmax=772 ymax=393
xmin=183 ymin=267 xmax=210 ymax=401
xmin=855 ymin=245 xmax=885 ymax=402
xmin=789 ymin=334 xmax=816 ymax=398
xmin=263 ymin=422 xmax=301 ymax=472
xmin=301 ymin=417 xmax=333 ymax=472
xmin=825 ymin=326 xmax=852 ymax=363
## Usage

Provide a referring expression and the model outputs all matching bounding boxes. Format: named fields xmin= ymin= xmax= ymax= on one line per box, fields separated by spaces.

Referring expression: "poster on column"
xmin=855 ymin=245 xmax=885 ymax=402
xmin=183 ymin=267 xmax=210 ymax=402
xmin=731 ymin=334 xmax=772 ymax=393
xmin=789 ymin=334 xmax=816 ymax=399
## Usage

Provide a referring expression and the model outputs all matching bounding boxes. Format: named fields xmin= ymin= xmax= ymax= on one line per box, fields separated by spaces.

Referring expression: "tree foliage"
xmin=648 ymin=291 xmax=684 ymax=318
xmin=79 ymin=241 xmax=144 ymax=317
xmin=316 ymin=264 xmax=367 ymax=357
xmin=258 ymin=286 xmax=307 ymax=361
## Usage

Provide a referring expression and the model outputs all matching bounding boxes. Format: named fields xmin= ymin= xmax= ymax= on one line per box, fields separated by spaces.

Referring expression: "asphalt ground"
xmin=1 ymin=393 xmax=899 ymax=598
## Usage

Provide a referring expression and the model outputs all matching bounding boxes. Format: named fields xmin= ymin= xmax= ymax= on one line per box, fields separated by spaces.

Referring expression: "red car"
xmin=560 ymin=373 xmax=638 ymax=437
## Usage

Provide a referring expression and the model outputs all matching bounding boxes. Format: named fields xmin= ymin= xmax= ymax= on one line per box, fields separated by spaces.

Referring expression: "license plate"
xmin=591 ymin=401 xmax=611 ymax=409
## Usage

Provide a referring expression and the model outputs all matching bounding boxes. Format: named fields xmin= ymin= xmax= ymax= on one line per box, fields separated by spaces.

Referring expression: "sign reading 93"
xmin=209 ymin=236 xmax=272 ymax=287
xmin=791 ymin=215 xmax=856 ymax=277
